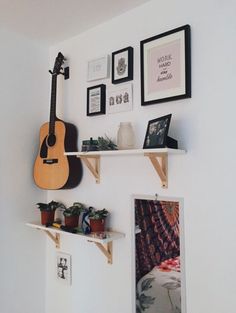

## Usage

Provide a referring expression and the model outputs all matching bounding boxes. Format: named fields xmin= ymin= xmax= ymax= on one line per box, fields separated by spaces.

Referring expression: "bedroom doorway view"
xmin=135 ymin=196 xmax=184 ymax=313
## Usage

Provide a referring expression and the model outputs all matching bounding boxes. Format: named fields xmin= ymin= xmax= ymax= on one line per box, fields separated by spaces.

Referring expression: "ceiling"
xmin=0 ymin=0 xmax=150 ymax=44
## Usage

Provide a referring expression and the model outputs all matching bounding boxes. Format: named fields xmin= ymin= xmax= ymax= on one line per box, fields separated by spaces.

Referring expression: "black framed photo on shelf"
xmin=112 ymin=46 xmax=133 ymax=84
xmin=143 ymin=114 xmax=173 ymax=149
xmin=140 ymin=25 xmax=191 ymax=106
xmin=87 ymin=84 xmax=106 ymax=116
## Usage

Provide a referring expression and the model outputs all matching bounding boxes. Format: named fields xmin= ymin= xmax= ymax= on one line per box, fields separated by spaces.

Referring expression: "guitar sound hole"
xmin=47 ymin=134 xmax=56 ymax=147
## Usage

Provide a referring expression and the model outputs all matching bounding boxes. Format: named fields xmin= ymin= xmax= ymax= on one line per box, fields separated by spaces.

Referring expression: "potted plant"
xmin=88 ymin=207 xmax=109 ymax=232
xmin=36 ymin=201 xmax=65 ymax=225
xmin=63 ymin=202 xmax=84 ymax=228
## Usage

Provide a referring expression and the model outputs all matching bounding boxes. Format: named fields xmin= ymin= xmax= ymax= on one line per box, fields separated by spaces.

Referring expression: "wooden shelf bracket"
xmin=44 ymin=230 xmax=60 ymax=249
xmin=93 ymin=241 xmax=113 ymax=264
xmin=79 ymin=155 xmax=100 ymax=183
xmin=144 ymin=152 xmax=168 ymax=188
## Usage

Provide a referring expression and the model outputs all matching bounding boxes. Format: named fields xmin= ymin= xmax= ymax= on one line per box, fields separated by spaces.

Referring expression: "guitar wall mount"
xmin=49 ymin=67 xmax=69 ymax=80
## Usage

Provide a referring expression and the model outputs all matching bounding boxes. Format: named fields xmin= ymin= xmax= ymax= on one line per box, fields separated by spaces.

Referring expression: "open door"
xmin=134 ymin=196 xmax=185 ymax=313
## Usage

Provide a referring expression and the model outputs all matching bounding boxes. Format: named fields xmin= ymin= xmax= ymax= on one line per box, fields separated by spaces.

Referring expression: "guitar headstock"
xmin=52 ymin=52 xmax=65 ymax=75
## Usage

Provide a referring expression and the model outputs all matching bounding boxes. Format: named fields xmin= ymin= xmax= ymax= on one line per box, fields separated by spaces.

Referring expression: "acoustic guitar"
xmin=34 ymin=52 xmax=83 ymax=189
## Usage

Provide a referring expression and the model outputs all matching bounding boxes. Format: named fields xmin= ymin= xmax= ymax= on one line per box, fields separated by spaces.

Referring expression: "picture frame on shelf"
xmin=87 ymin=55 xmax=109 ymax=81
xmin=143 ymin=114 xmax=172 ymax=149
xmin=87 ymin=84 xmax=106 ymax=116
xmin=112 ymin=46 xmax=133 ymax=84
xmin=56 ymin=252 xmax=72 ymax=285
xmin=140 ymin=24 xmax=191 ymax=106
xmin=107 ymin=83 xmax=133 ymax=114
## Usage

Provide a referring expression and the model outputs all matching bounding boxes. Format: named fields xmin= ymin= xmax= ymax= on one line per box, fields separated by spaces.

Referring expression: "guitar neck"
xmin=49 ymin=75 xmax=57 ymax=134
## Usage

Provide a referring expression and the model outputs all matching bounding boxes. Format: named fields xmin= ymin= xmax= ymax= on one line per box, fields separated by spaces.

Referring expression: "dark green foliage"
xmin=88 ymin=207 xmax=109 ymax=220
xmin=36 ymin=201 xmax=65 ymax=212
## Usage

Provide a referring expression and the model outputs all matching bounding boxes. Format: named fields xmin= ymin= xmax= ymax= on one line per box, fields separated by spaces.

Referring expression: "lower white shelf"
xmin=26 ymin=222 xmax=125 ymax=265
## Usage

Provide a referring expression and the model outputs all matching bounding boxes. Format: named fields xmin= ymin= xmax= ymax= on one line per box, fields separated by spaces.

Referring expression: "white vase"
xmin=117 ymin=122 xmax=135 ymax=150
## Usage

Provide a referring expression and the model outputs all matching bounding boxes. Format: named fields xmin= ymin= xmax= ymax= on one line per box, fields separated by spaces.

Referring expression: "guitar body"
xmin=34 ymin=120 xmax=83 ymax=190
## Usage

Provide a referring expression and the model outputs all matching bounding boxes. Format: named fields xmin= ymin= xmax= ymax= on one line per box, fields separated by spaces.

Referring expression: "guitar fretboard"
xmin=49 ymin=75 xmax=57 ymax=135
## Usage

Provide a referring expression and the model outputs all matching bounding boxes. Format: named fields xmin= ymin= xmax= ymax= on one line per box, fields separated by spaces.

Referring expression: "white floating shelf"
xmin=65 ymin=148 xmax=185 ymax=157
xmin=26 ymin=222 xmax=125 ymax=264
xmin=65 ymin=148 xmax=186 ymax=188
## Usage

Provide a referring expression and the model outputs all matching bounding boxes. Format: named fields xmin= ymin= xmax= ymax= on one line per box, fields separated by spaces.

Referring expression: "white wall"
xmin=0 ymin=29 xmax=48 ymax=313
xmin=46 ymin=0 xmax=236 ymax=313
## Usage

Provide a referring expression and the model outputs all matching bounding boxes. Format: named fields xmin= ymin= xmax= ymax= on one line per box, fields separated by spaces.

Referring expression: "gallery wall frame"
xmin=112 ymin=46 xmax=134 ymax=84
xmin=107 ymin=83 xmax=133 ymax=114
xmin=87 ymin=84 xmax=106 ymax=116
xmin=87 ymin=55 xmax=109 ymax=81
xmin=140 ymin=25 xmax=191 ymax=106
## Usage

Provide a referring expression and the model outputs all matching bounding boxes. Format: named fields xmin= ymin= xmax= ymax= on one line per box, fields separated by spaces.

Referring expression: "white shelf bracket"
xmin=79 ymin=155 xmax=100 ymax=183
xmin=144 ymin=152 xmax=168 ymax=188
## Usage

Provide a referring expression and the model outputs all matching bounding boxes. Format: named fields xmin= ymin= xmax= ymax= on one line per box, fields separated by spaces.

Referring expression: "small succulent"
xmin=88 ymin=207 xmax=109 ymax=220
xmin=63 ymin=202 xmax=85 ymax=217
xmin=36 ymin=201 xmax=65 ymax=212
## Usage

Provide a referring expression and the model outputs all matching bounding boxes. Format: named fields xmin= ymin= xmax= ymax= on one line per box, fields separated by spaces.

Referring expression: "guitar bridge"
xmin=43 ymin=159 xmax=58 ymax=164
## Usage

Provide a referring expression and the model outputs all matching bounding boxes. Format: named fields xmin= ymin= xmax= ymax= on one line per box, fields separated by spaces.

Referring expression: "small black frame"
xmin=140 ymin=25 xmax=191 ymax=106
xmin=112 ymin=46 xmax=133 ymax=84
xmin=143 ymin=114 xmax=172 ymax=149
xmin=87 ymin=84 xmax=106 ymax=116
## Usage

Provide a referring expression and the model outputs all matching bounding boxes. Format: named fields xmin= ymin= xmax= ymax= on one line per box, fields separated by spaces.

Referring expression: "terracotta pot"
xmin=41 ymin=211 xmax=55 ymax=225
xmin=64 ymin=215 xmax=79 ymax=228
xmin=89 ymin=218 xmax=106 ymax=232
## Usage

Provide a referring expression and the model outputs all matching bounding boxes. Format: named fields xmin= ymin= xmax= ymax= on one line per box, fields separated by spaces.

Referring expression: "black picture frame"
xmin=112 ymin=46 xmax=133 ymax=84
xmin=140 ymin=25 xmax=191 ymax=106
xmin=87 ymin=84 xmax=106 ymax=116
xmin=143 ymin=114 xmax=172 ymax=149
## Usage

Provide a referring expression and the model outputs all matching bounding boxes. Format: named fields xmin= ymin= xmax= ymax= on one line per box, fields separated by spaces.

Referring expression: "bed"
xmin=136 ymin=257 xmax=181 ymax=313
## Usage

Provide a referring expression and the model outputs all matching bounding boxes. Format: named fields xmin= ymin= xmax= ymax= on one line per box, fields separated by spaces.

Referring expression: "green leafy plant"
xmin=36 ymin=201 xmax=65 ymax=212
xmin=63 ymin=202 xmax=85 ymax=217
xmin=97 ymin=135 xmax=117 ymax=151
xmin=88 ymin=207 xmax=109 ymax=220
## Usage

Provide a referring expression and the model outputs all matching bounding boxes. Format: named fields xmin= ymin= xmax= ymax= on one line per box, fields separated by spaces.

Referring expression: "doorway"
xmin=133 ymin=195 xmax=185 ymax=313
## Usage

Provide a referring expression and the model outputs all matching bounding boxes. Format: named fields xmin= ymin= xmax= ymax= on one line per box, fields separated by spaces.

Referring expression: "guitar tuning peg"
xmin=49 ymin=70 xmax=53 ymax=75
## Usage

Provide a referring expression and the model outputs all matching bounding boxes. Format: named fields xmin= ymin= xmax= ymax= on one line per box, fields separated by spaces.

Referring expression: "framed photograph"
xmin=87 ymin=55 xmax=109 ymax=81
xmin=112 ymin=46 xmax=133 ymax=84
xmin=87 ymin=84 xmax=106 ymax=116
xmin=107 ymin=83 xmax=133 ymax=114
xmin=140 ymin=25 xmax=191 ymax=106
xmin=143 ymin=114 xmax=172 ymax=149
xmin=56 ymin=252 xmax=72 ymax=285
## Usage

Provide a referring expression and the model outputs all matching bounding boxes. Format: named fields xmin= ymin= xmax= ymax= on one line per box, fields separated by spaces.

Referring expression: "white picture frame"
xmin=107 ymin=83 xmax=133 ymax=114
xmin=87 ymin=55 xmax=109 ymax=81
xmin=56 ymin=252 xmax=72 ymax=285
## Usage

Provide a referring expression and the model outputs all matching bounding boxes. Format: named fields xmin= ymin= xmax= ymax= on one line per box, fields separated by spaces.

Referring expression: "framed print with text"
xmin=141 ymin=25 xmax=191 ymax=106
xmin=87 ymin=84 xmax=106 ymax=116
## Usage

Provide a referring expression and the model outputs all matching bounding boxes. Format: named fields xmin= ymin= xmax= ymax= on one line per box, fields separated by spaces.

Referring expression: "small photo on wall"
xmin=56 ymin=252 xmax=72 ymax=285
xmin=112 ymin=46 xmax=133 ymax=84
xmin=107 ymin=83 xmax=133 ymax=114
